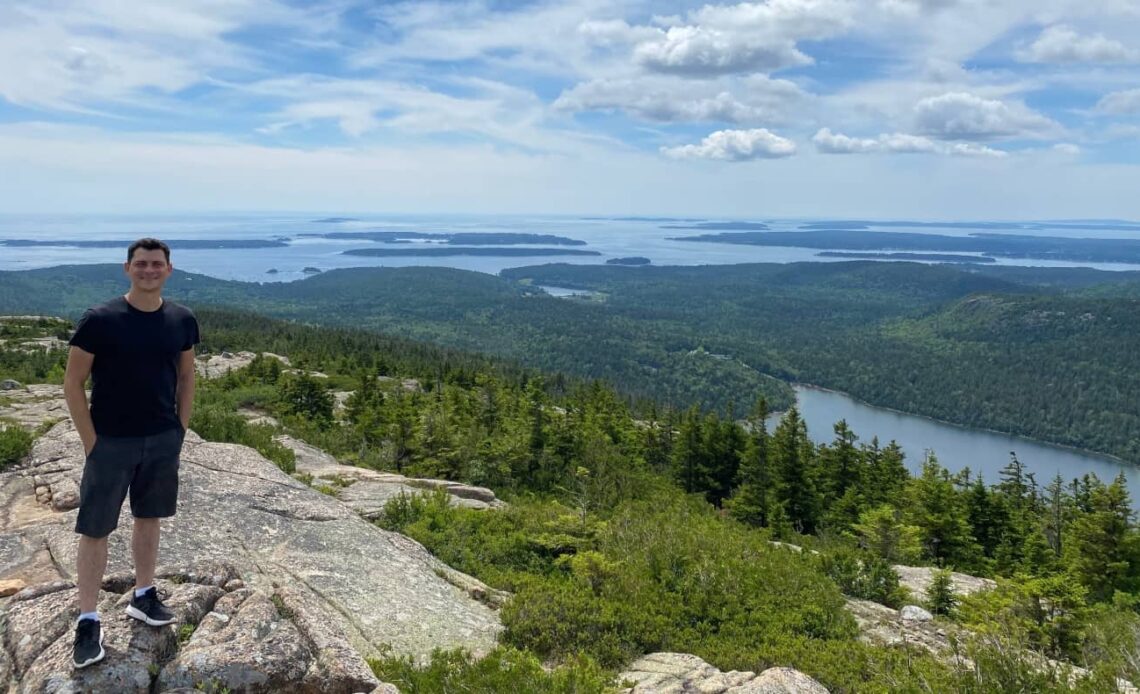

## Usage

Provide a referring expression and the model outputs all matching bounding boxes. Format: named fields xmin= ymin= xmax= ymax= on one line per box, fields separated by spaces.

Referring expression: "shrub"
xmin=189 ymin=405 xmax=296 ymax=473
xmin=817 ymin=544 xmax=909 ymax=608
xmin=0 ymin=424 xmax=34 ymax=471
xmin=369 ymin=647 xmax=615 ymax=694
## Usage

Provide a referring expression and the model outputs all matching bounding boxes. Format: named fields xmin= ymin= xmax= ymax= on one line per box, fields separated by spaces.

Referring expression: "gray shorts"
xmin=75 ymin=427 xmax=184 ymax=538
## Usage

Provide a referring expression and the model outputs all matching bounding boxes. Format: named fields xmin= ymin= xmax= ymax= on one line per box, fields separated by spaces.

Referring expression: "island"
xmin=302 ymin=267 xmax=322 ymax=274
xmin=817 ymin=252 xmax=997 ymax=263
xmin=342 ymin=247 xmax=601 ymax=257
xmin=322 ymin=231 xmax=587 ymax=246
xmin=311 ymin=217 xmax=361 ymax=223
xmin=266 ymin=268 xmax=279 ymax=274
xmin=669 ymin=229 xmax=1140 ymax=264
xmin=606 ymin=256 xmax=652 ymax=266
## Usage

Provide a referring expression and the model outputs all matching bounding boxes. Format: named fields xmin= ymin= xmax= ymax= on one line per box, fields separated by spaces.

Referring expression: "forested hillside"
xmin=2 ymin=261 xmax=1139 ymax=462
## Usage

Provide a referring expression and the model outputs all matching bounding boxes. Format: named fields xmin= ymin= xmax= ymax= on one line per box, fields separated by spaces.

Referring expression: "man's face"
xmin=124 ymin=248 xmax=172 ymax=292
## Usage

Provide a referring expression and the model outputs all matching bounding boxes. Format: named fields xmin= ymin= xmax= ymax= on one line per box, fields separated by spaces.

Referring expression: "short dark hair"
xmin=128 ymin=238 xmax=171 ymax=263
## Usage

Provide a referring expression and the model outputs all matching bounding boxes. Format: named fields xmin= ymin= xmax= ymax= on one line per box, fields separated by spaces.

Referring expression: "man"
xmin=63 ymin=238 xmax=199 ymax=669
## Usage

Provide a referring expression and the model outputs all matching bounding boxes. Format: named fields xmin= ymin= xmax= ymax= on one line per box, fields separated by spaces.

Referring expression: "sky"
xmin=2 ymin=0 xmax=1140 ymax=219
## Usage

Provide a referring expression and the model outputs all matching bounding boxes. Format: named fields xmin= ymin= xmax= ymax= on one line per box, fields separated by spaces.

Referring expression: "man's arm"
xmin=64 ymin=346 xmax=97 ymax=455
xmin=176 ymin=347 xmax=196 ymax=430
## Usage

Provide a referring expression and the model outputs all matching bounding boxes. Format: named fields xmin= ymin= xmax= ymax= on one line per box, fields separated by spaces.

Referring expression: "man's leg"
xmin=131 ymin=517 xmax=160 ymax=590
xmin=76 ymin=534 xmax=109 ymax=613
xmin=126 ymin=429 xmax=180 ymax=627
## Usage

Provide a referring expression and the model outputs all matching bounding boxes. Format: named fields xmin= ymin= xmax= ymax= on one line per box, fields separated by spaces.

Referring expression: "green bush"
xmin=188 ymin=405 xmax=296 ymax=473
xmin=0 ymin=425 xmax=34 ymax=471
xmin=370 ymin=647 xmax=616 ymax=693
xmin=817 ymin=544 xmax=909 ymax=608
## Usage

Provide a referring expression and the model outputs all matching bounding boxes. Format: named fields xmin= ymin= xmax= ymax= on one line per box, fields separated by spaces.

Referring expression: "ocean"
xmin=2 ymin=213 xmax=1140 ymax=282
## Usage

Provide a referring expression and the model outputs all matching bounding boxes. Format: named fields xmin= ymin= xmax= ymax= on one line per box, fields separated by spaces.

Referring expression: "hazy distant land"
xmin=315 ymin=231 xmax=586 ymax=245
xmin=0 ymin=239 xmax=288 ymax=249
xmin=606 ymin=256 xmax=652 ymax=265
xmin=817 ymin=252 xmax=997 ymax=263
xmin=799 ymin=220 xmax=1140 ymax=232
xmin=342 ymin=247 xmax=601 ymax=257
xmin=673 ymin=229 xmax=1140 ymax=264
xmin=662 ymin=222 xmax=770 ymax=231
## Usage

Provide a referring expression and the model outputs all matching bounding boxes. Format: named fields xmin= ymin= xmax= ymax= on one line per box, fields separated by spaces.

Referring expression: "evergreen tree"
xmin=671 ymin=406 xmax=707 ymax=495
xmin=1065 ymin=473 xmax=1139 ymax=601
xmin=727 ymin=398 xmax=770 ymax=527
xmin=770 ymin=406 xmax=819 ymax=534
xmin=906 ymin=454 xmax=979 ymax=568
xmin=851 ymin=504 xmax=922 ymax=564
xmin=926 ymin=569 xmax=958 ymax=616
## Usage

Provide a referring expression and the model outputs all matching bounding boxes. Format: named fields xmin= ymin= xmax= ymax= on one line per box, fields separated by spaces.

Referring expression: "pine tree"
xmin=1064 ymin=473 xmax=1139 ymax=601
xmin=727 ymin=398 xmax=770 ymax=527
xmin=906 ymin=454 xmax=979 ymax=568
xmin=770 ymin=406 xmax=819 ymax=534
xmin=926 ymin=569 xmax=958 ymax=616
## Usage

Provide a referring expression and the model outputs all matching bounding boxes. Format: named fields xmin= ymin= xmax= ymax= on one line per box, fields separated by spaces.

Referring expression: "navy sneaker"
xmin=72 ymin=618 xmax=104 ymax=669
xmin=125 ymin=587 xmax=176 ymax=626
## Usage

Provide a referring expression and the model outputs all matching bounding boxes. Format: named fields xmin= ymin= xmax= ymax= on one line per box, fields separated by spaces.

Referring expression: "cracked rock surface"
xmin=1 ymin=562 xmax=383 ymax=693
xmin=0 ymin=406 xmax=503 ymax=666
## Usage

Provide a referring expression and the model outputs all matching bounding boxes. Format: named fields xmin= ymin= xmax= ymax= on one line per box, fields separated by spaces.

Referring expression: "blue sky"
xmin=2 ymin=0 xmax=1139 ymax=218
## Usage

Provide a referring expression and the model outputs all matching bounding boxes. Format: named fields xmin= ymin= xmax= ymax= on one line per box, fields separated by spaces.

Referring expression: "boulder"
xmin=618 ymin=652 xmax=828 ymax=693
xmin=900 ymin=605 xmax=934 ymax=622
xmin=0 ymin=415 xmax=503 ymax=665
xmin=0 ymin=379 xmax=23 ymax=391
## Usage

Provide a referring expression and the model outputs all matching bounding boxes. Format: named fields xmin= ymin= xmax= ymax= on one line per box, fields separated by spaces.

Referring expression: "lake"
xmin=778 ymin=385 xmax=1139 ymax=500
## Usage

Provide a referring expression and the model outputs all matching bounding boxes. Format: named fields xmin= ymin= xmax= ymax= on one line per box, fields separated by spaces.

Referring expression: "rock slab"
xmin=0 ymin=414 xmax=503 ymax=664
xmin=619 ymin=652 xmax=829 ymax=693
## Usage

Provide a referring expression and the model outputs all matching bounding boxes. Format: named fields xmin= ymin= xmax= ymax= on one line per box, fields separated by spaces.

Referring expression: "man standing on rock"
xmin=63 ymin=238 xmax=199 ymax=669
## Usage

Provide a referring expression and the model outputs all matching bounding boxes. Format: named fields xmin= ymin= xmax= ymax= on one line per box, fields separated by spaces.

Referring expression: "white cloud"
xmin=634 ymin=25 xmax=811 ymax=76
xmin=1096 ymin=88 xmax=1140 ymax=114
xmin=578 ymin=19 xmax=660 ymax=47
xmin=813 ymin=127 xmax=1006 ymax=156
xmin=914 ymin=92 xmax=1058 ymax=140
xmin=554 ymin=74 xmax=806 ymax=123
xmin=1052 ymin=142 xmax=1081 ymax=155
xmin=662 ymin=128 xmax=797 ymax=161
xmin=629 ymin=0 xmax=854 ymax=77
xmin=813 ymin=127 xmax=881 ymax=153
xmin=878 ymin=132 xmax=941 ymax=153
xmin=946 ymin=142 xmax=1008 ymax=158
xmin=1018 ymin=25 xmax=1139 ymax=64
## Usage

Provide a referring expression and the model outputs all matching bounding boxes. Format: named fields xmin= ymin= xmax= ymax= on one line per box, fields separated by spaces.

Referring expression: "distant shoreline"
xmin=343 ymin=247 xmax=601 ymax=257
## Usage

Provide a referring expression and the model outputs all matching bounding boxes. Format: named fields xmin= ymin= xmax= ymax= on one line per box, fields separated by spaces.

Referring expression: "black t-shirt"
xmin=69 ymin=296 xmax=200 ymax=437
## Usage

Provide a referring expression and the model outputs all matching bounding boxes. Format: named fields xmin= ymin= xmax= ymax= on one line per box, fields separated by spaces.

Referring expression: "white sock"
xmin=78 ymin=611 xmax=99 ymax=623
xmin=134 ymin=585 xmax=154 ymax=598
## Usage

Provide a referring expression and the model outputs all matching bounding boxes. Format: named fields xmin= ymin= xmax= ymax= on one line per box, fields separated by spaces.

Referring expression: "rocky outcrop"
xmin=276 ymin=434 xmax=506 ymax=513
xmin=0 ymin=385 xmax=69 ymax=431
xmin=0 ymin=403 xmax=504 ymax=668
xmin=195 ymin=351 xmax=291 ymax=379
xmin=619 ymin=653 xmax=829 ymax=693
xmin=2 ymin=562 xmax=384 ymax=693
xmin=847 ymin=598 xmax=956 ymax=655
xmin=892 ymin=565 xmax=995 ymax=604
